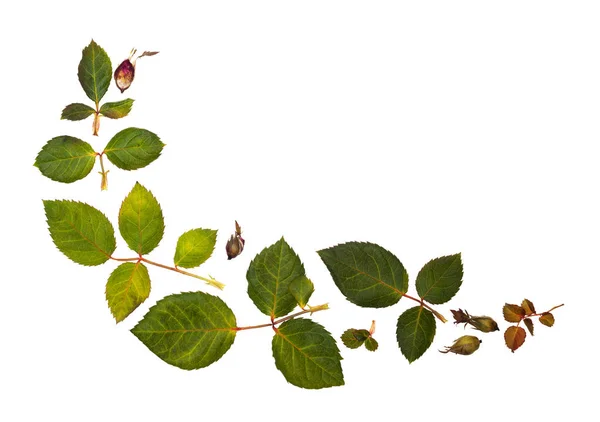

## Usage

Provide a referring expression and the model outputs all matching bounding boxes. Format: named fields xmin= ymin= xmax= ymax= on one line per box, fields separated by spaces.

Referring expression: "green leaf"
xmin=523 ymin=318 xmax=534 ymax=336
xmin=100 ymin=99 xmax=134 ymax=119
xmin=43 ymin=200 xmax=116 ymax=266
xmin=174 ymin=228 xmax=217 ymax=268
xmin=78 ymin=40 xmax=112 ymax=105
xmin=118 ymin=183 xmax=164 ymax=255
xmin=61 ymin=103 xmax=96 ymax=121
xmin=246 ymin=238 xmax=305 ymax=318
xmin=106 ymin=262 xmax=151 ymax=323
xmin=503 ymin=304 xmax=526 ymax=323
xmin=318 ymin=242 xmax=408 ymax=308
xmin=522 ymin=299 xmax=536 ymax=315
xmin=340 ymin=329 xmax=370 ymax=349
xmin=415 ymin=254 xmax=463 ymax=305
xmin=132 ymin=292 xmax=237 ymax=370
xmin=504 ymin=326 xmax=526 ymax=353
xmin=104 ymin=127 xmax=165 ymax=170
xmin=34 ymin=136 xmax=96 ymax=183
xmin=539 ymin=312 xmax=555 ymax=327
xmin=289 ymin=275 xmax=314 ymax=308
xmin=272 ymin=318 xmax=344 ymax=389
xmin=364 ymin=337 xmax=379 ymax=352
xmin=396 ymin=306 xmax=436 ymax=363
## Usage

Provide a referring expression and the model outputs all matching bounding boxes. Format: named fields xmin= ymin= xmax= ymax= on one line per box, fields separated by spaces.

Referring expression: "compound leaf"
xmin=539 ymin=313 xmax=555 ymax=327
xmin=415 ymin=254 xmax=463 ymax=305
xmin=132 ymin=292 xmax=237 ymax=370
xmin=396 ymin=306 xmax=436 ymax=363
xmin=104 ymin=127 xmax=165 ymax=170
xmin=78 ymin=40 xmax=111 ymax=105
xmin=340 ymin=329 xmax=370 ymax=349
xmin=35 ymin=136 xmax=96 ymax=183
xmin=504 ymin=326 xmax=526 ymax=353
xmin=247 ymin=238 xmax=305 ymax=318
xmin=106 ymin=262 xmax=150 ymax=323
xmin=43 ymin=200 xmax=116 ymax=266
xmin=289 ymin=275 xmax=314 ymax=308
xmin=174 ymin=228 xmax=217 ymax=268
xmin=503 ymin=304 xmax=526 ymax=323
xmin=100 ymin=99 xmax=134 ymax=119
xmin=118 ymin=182 xmax=164 ymax=255
xmin=318 ymin=242 xmax=408 ymax=308
xmin=61 ymin=103 xmax=96 ymax=121
xmin=272 ymin=318 xmax=344 ymax=389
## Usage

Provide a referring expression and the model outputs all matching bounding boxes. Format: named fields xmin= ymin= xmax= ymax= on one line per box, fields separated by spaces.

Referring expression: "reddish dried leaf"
xmin=503 ymin=303 xmax=525 ymax=323
xmin=522 ymin=299 xmax=536 ymax=315
xmin=523 ymin=318 xmax=534 ymax=336
xmin=504 ymin=326 xmax=526 ymax=353
xmin=539 ymin=312 xmax=555 ymax=327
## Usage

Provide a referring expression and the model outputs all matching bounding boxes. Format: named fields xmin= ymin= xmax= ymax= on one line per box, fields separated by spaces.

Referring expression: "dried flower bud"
xmin=226 ymin=220 xmax=245 ymax=260
xmin=451 ymin=309 xmax=471 ymax=324
xmin=440 ymin=335 xmax=482 ymax=355
xmin=114 ymin=49 xmax=159 ymax=93
xmin=469 ymin=316 xmax=499 ymax=333
xmin=114 ymin=58 xmax=135 ymax=93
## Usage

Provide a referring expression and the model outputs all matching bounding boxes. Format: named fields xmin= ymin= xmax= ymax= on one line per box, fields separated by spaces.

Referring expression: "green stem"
xmin=109 ymin=255 xmax=225 ymax=290
xmin=97 ymin=152 xmax=109 ymax=191
xmin=403 ymin=293 xmax=448 ymax=323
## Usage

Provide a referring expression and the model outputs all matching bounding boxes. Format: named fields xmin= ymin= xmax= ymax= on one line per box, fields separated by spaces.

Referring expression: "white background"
xmin=1 ymin=1 xmax=598 ymax=420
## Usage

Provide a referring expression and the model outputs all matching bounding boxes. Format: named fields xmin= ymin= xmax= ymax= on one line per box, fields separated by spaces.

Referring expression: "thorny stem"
xmin=403 ymin=293 xmax=448 ymax=323
xmin=235 ymin=304 xmax=330 ymax=332
xmin=97 ymin=152 xmax=109 ymax=191
xmin=109 ymin=255 xmax=225 ymax=290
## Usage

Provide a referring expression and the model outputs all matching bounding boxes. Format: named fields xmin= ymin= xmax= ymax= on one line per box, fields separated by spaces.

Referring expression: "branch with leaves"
xmin=37 ymin=40 xmax=566 ymax=391
xmin=44 ymin=182 xmax=223 ymax=322
xmin=35 ymin=40 xmax=162 ymax=190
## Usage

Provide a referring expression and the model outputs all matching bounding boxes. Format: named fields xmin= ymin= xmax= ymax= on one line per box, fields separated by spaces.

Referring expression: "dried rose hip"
xmin=114 ymin=49 xmax=158 ymax=93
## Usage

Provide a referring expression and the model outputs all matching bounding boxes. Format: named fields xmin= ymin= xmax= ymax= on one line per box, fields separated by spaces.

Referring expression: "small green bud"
xmin=440 ymin=335 xmax=482 ymax=355
xmin=469 ymin=316 xmax=499 ymax=333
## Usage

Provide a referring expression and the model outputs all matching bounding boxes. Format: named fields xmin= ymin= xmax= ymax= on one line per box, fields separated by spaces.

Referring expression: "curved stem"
xmin=109 ymin=255 xmax=225 ymax=290
xmin=402 ymin=293 xmax=448 ymax=323
xmin=235 ymin=304 xmax=329 ymax=332
xmin=528 ymin=303 xmax=564 ymax=318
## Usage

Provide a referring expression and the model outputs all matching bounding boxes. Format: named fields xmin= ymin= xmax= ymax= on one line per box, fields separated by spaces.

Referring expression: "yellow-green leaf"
xmin=100 ymin=99 xmax=134 ymax=119
xmin=61 ymin=103 xmax=96 ymax=121
xmin=247 ymin=238 xmax=305 ymax=318
xmin=118 ymin=183 xmax=164 ymax=255
xmin=132 ymin=292 xmax=237 ymax=370
xmin=35 ymin=136 xmax=96 ymax=183
xmin=104 ymin=127 xmax=165 ymax=170
xmin=78 ymin=40 xmax=112 ymax=106
xmin=106 ymin=262 xmax=151 ymax=323
xmin=43 ymin=200 xmax=116 ymax=266
xmin=272 ymin=318 xmax=344 ymax=389
xmin=288 ymin=275 xmax=314 ymax=308
xmin=174 ymin=228 xmax=217 ymax=268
